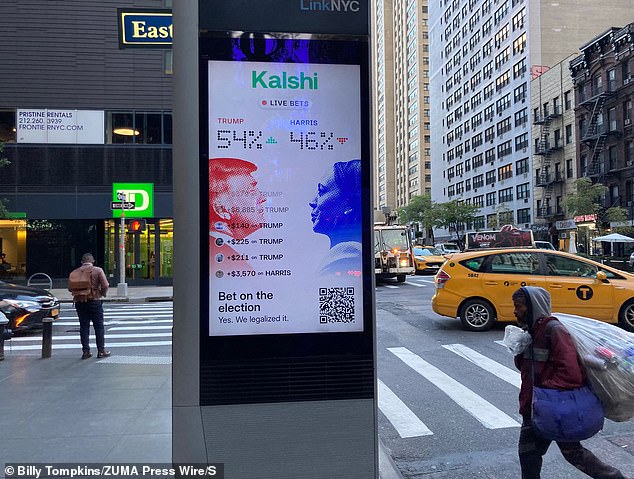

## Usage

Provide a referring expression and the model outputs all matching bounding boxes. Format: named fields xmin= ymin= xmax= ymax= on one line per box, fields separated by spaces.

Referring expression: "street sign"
xmin=111 ymin=201 xmax=136 ymax=210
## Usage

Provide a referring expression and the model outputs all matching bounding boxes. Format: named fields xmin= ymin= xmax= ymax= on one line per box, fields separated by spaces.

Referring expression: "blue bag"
xmin=532 ymin=385 xmax=604 ymax=442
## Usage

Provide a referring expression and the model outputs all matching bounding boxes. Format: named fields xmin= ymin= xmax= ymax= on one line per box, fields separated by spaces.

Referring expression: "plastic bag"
xmin=554 ymin=313 xmax=634 ymax=422
xmin=503 ymin=324 xmax=532 ymax=354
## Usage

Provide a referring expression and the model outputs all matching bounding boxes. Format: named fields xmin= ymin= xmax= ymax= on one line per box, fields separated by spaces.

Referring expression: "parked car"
xmin=412 ymin=246 xmax=446 ymax=274
xmin=534 ymin=240 xmax=556 ymax=250
xmin=432 ymin=248 xmax=634 ymax=332
xmin=629 ymin=251 xmax=634 ymax=268
xmin=434 ymin=242 xmax=461 ymax=256
xmin=0 ymin=280 xmax=60 ymax=338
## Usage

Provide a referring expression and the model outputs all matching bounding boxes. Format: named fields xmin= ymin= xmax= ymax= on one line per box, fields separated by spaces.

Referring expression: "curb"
xmin=60 ymin=296 xmax=173 ymax=304
xmin=379 ymin=439 xmax=404 ymax=479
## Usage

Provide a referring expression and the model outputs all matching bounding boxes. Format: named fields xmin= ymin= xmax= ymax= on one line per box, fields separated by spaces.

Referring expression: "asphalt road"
xmin=375 ymin=274 xmax=634 ymax=479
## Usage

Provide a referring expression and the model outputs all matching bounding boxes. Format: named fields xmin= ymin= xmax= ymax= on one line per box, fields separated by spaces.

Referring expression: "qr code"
xmin=319 ymin=287 xmax=355 ymax=324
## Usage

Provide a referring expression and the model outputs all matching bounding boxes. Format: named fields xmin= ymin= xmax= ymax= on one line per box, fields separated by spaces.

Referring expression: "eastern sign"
xmin=206 ymin=37 xmax=364 ymax=337
xmin=17 ymin=109 xmax=104 ymax=144
xmin=112 ymin=183 xmax=153 ymax=218
xmin=118 ymin=9 xmax=172 ymax=48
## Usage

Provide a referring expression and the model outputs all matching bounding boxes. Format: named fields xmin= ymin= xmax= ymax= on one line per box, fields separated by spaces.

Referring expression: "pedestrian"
xmin=69 ymin=253 xmax=111 ymax=359
xmin=512 ymin=286 xmax=628 ymax=479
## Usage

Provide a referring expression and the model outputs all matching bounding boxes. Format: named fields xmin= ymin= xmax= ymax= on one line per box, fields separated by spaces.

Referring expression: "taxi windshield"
xmin=414 ymin=247 xmax=441 ymax=256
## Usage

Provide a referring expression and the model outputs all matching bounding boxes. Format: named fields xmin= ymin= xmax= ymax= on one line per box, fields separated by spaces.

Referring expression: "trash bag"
xmin=503 ymin=324 xmax=532 ymax=354
xmin=554 ymin=313 xmax=634 ymax=422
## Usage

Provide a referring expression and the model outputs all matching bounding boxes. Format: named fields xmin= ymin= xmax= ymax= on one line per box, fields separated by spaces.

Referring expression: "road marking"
xmin=442 ymin=344 xmax=521 ymax=388
xmin=108 ymin=325 xmax=172 ymax=331
xmin=55 ymin=319 xmax=173 ymax=326
xmin=381 ymin=285 xmax=399 ymax=289
xmin=60 ymin=313 xmax=173 ymax=320
xmin=8 ymin=332 xmax=172 ymax=342
xmin=378 ymin=379 xmax=433 ymax=438
xmin=5 ymin=340 xmax=172 ymax=351
xmin=405 ymin=281 xmax=426 ymax=287
xmin=388 ymin=346 xmax=519 ymax=429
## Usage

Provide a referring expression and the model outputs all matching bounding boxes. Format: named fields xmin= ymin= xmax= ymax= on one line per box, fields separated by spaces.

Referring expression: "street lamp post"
xmin=116 ymin=192 xmax=128 ymax=297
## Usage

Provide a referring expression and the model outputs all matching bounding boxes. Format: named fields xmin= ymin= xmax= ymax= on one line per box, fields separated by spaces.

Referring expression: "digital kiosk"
xmin=173 ymin=2 xmax=376 ymax=477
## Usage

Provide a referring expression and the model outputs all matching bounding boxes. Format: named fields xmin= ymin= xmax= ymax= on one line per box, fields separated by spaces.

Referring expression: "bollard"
xmin=0 ymin=322 xmax=6 ymax=361
xmin=42 ymin=318 xmax=53 ymax=359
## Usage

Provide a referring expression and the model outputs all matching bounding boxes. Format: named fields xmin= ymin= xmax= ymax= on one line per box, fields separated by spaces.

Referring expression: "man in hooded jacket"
xmin=512 ymin=286 xmax=627 ymax=479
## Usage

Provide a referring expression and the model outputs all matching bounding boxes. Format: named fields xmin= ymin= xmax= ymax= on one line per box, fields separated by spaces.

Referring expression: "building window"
xmin=498 ymin=187 xmax=513 ymax=203
xmin=486 ymin=169 xmax=496 ymax=185
xmin=515 ymin=108 xmax=528 ymax=127
xmin=498 ymin=163 xmax=513 ymax=180
xmin=565 ymin=124 xmax=573 ymax=144
xmin=512 ymin=32 xmax=526 ymax=55
xmin=473 ymin=174 xmax=484 ymax=188
xmin=517 ymin=208 xmax=530 ymax=224
xmin=516 ymin=157 xmax=529 ymax=175
xmin=0 ymin=109 xmax=16 ymax=142
xmin=107 ymin=111 xmax=173 ymax=145
xmin=497 ymin=140 xmax=512 ymax=158
xmin=515 ymin=132 xmax=528 ymax=151
xmin=564 ymin=90 xmax=572 ymax=110
xmin=516 ymin=182 xmax=530 ymax=199
xmin=486 ymin=192 xmax=496 ymax=206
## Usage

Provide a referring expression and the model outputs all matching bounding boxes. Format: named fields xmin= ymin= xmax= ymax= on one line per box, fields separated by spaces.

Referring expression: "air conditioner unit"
xmin=625 ymin=119 xmax=632 ymax=125
xmin=524 ymin=198 xmax=529 ymax=203
xmin=625 ymin=78 xmax=631 ymax=85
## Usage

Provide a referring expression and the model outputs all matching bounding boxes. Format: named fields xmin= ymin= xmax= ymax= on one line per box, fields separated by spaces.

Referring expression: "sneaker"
xmin=97 ymin=350 xmax=111 ymax=358
xmin=81 ymin=351 xmax=92 ymax=360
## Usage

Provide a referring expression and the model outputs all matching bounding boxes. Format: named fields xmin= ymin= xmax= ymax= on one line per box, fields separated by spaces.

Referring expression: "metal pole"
xmin=41 ymin=318 xmax=53 ymax=358
xmin=0 ymin=321 xmax=7 ymax=361
xmin=117 ymin=207 xmax=128 ymax=296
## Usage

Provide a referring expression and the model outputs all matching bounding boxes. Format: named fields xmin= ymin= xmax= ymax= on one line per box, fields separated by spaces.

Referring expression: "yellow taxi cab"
xmin=412 ymin=246 xmax=446 ymax=274
xmin=431 ymin=248 xmax=634 ymax=332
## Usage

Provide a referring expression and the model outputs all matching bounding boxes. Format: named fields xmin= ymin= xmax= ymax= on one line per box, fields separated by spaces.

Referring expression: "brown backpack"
xmin=68 ymin=265 xmax=95 ymax=303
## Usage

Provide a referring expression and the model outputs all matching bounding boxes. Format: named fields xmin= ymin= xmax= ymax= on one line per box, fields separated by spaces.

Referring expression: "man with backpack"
xmin=512 ymin=286 xmax=627 ymax=479
xmin=68 ymin=253 xmax=111 ymax=360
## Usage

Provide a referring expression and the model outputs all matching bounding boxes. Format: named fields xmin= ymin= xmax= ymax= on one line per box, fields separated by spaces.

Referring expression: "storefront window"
xmin=0 ymin=110 xmax=16 ymax=142
xmin=105 ymin=218 xmax=173 ymax=285
xmin=0 ymin=219 xmax=27 ymax=282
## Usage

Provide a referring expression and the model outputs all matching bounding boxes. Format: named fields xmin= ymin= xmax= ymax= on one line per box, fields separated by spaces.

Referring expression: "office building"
xmin=428 ymin=0 xmax=631 ymax=238
xmin=373 ymin=0 xmax=431 ymax=218
xmin=0 ymin=1 xmax=173 ymax=285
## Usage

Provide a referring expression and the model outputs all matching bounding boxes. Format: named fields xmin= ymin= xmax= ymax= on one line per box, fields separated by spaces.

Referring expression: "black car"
xmin=0 ymin=280 xmax=60 ymax=339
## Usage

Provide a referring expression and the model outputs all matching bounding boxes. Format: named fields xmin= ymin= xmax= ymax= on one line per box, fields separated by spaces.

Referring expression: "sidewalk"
xmin=1 ymin=285 xmax=402 ymax=479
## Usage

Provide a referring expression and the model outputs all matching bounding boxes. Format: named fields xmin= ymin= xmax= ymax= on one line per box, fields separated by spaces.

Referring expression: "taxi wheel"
xmin=459 ymin=299 xmax=496 ymax=332
xmin=618 ymin=300 xmax=634 ymax=332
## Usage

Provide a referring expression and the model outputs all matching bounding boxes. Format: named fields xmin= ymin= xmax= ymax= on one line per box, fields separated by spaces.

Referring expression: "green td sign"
xmin=112 ymin=183 xmax=154 ymax=218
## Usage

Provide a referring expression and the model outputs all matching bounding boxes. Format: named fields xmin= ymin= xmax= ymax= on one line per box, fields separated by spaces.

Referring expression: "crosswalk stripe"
xmin=404 ymin=281 xmax=426 ymax=287
xmin=382 ymin=285 xmax=399 ymax=289
xmin=5 ymin=340 xmax=172 ymax=351
xmin=8 ymin=332 xmax=172 ymax=342
xmin=442 ymin=344 xmax=521 ymax=388
xmin=61 ymin=313 xmax=173 ymax=319
xmin=55 ymin=319 xmax=173 ymax=326
xmin=388 ymin=346 xmax=519 ymax=429
xmin=109 ymin=325 xmax=172 ymax=331
xmin=378 ymin=379 xmax=433 ymax=438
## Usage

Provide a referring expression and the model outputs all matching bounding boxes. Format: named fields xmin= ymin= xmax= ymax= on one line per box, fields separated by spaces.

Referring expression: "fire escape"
xmin=534 ymin=105 xmax=563 ymax=219
xmin=579 ymin=90 xmax=616 ymax=180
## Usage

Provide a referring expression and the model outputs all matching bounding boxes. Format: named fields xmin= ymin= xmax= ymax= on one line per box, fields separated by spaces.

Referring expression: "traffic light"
xmin=127 ymin=219 xmax=146 ymax=233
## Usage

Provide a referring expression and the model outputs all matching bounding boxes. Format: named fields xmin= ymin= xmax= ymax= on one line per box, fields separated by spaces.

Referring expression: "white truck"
xmin=373 ymin=224 xmax=415 ymax=282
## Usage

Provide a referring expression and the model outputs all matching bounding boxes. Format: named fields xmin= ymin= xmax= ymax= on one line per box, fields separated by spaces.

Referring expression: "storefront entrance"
xmin=105 ymin=218 xmax=173 ymax=285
